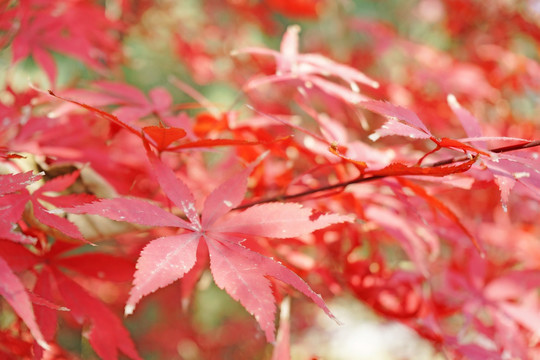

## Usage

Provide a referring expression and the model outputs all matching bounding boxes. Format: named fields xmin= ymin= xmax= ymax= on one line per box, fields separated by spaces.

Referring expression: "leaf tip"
xmin=447 ymin=93 xmax=458 ymax=108
xmin=124 ymin=304 xmax=135 ymax=316
xmin=37 ymin=339 xmax=51 ymax=351
xmin=287 ymin=24 xmax=301 ymax=33
xmin=368 ymin=133 xmax=380 ymax=142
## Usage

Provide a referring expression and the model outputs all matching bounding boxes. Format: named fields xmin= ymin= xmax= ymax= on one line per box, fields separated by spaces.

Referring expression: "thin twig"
xmin=234 ymin=139 xmax=540 ymax=210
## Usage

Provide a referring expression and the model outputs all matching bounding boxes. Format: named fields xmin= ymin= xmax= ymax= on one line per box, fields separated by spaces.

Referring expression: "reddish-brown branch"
xmin=235 ymin=139 xmax=540 ymax=210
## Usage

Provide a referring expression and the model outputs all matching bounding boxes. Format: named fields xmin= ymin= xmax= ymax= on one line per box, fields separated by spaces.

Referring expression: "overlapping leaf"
xmin=68 ymin=151 xmax=352 ymax=342
xmin=0 ymin=171 xmax=43 ymax=243
xmin=53 ymin=269 xmax=141 ymax=360
xmin=0 ymin=239 xmax=139 ymax=360
xmin=0 ymin=170 xmax=93 ymax=244
xmin=4 ymin=2 xmax=120 ymax=84
xmin=446 ymin=96 xmax=540 ymax=207
xmin=234 ymin=24 xmax=378 ymax=102
xmin=48 ymin=91 xmax=270 ymax=154
xmin=0 ymin=255 xmax=48 ymax=350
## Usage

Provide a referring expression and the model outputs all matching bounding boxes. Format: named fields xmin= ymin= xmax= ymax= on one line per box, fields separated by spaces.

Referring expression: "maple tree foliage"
xmin=1 ymin=0 xmax=540 ymax=359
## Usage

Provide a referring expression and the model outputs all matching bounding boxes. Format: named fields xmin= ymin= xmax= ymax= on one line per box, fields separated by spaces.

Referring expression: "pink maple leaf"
xmin=0 ymin=170 xmax=94 ymax=244
xmin=0 ymin=171 xmax=43 ymax=244
xmin=0 ymin=171 xmax=42 ymax=196
xmin=363 ymin=99 xmax=491 ymax=156
xmin=363 ymin=100 xmax=432 ymax=141
xmin=447 ymin=95 xmax=540 ymax=207
xmin=441 ymin=250 xmax=540 ymax=358
xmin=53 ymin=82 xmax=173 ymax=124
xmin=68 ymin=152 xmax=352 ymax=342
xmin=234 ymin=25 xmax=378 ymax=103
xmin=0 ymin=255 xmax=49 ymax=351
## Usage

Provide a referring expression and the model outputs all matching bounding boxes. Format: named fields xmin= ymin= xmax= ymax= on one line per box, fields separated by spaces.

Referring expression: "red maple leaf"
xmin=0 ymin=171 xmax=41 ymax=197
xmin=48 ymin=90 xmax=271 ymax=155
xmin=3 ymin=1 xmax=120 ymax=84
xmin=54 ymin=82 xmax=174 ymax=124
xmin=0 ymin=255 xmax=49 ymax=351
xmin=0 ymin=171 xmax=43 ymax=244
xmin=439 ymin=249 xmax=540 ymax=359
xmin=0 ymin=238 xmax=139 ymax=360
xmin=68 ymin=151 xmax=352 ymax=342
xmin=0 ymin=170 xmax=94 ymax=244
